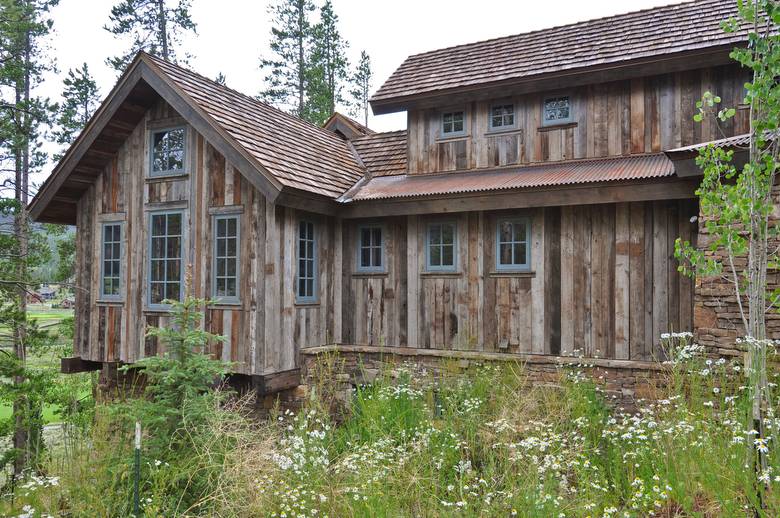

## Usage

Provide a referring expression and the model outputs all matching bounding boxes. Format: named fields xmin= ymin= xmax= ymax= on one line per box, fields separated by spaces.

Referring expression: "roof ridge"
xmin=400 ymin=0 xmax=725 ymax=62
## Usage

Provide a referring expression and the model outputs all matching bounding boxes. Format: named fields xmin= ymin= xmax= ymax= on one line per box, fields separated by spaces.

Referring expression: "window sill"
xmin=537 ymin=122 xmax=577 ymax=132
xmin=146 ymin=173 xmax=189 ymax=182
xmin=420 ymin=271 xmax=462 ymax=277
xmin=212 ymin=301 xmax=242 ymax=308
xmin=96 ymin=299 xmax=123 ymax=305
xmin=295 ymin=301 xmax=320 ymax=307
xmin=436 ymin=135 xmax=468 ymax=143
xmin=485 ymin=127 xmax=521 ymax=136
xmin=352 ymin=271 xmax=388 ymax=278
xmin=488 ymin=270 xmax=535 ymax=278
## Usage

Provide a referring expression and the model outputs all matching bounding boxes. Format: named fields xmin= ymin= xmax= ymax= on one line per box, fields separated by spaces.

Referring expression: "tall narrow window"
xmin=542 ymin=95 xmax=572 ymax=125
xmin=441 ymin=110 xmax=465 ymax=136
xmin=489 ymin=104 xmax=515 ymax=129
xmin=149 ymin=211 xmax=183 ymax=306
xmin=213 ymin=215 xmax=240 ymax=303
xmin=101 ymin=222 xmax=122 ymax=299
xmin=150 ymin=127 xmax=185 ymax=176
xmin=296 ymin=220 xmax=317 ymax=303
xmin=496 ymin=218 xmax=530 ymax=271
xmin=426 ymin=222 xmax=457 ymax=271
xmin=357 ymin=225 xmax=384 ymax=272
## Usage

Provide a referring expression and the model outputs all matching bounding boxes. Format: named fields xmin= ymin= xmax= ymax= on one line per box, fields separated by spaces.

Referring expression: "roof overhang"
xmin=371 ymin=46 xmax=737 ymax=115
xmin=29 ymin=53 xmax=285 ymax=225
xmin=664 ymin=133 xmax=752 ymax=177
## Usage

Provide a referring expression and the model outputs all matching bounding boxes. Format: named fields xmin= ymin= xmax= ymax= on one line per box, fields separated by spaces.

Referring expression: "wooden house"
xmin=29 ymin=0 xmax=755 ymax=393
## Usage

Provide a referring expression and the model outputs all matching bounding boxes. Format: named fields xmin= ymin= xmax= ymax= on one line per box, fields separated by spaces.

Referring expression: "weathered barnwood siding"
xmin=341 ymin=201 xmax=696 ymax=360
xmin=407 ymin=65 xmax=751 ymax=174
xmin=73 ymin=98 xmax=337 ymax=374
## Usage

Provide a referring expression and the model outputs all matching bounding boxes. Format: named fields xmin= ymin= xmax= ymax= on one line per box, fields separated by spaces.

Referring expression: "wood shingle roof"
xmin=350 ymin=130 xmax=407 ymax=177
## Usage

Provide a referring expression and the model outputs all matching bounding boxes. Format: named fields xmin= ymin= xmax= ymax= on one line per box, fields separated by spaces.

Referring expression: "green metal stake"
xmin=134 ymin=421 xmax=141 ymax=517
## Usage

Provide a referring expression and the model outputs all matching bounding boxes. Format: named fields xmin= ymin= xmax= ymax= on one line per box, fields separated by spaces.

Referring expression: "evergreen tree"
xmin=104 ymin=0 xmax=197 ymax=71
xmin=348 ymin=50 xmax=372 ymax=127
xmin=52 ymin=63 xmax=100 ymax=159
xmin=0 ymin=0 xmax=59 ymax=479
xmin=305 ymin=0 xmax=348 ymax=125
xmin=214 ymin=71 xmax=226 ymax=86
xmin=259 ymin=0 xmax=315 ymax=117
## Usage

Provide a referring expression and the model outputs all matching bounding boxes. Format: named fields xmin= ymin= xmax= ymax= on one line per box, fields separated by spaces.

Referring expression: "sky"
xmin=34 ymin=0 xmax=690 ymax=182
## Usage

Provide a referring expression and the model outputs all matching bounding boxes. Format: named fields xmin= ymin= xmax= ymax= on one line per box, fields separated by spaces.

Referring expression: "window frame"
xmin=541 ymin=94 xmax=573 ymax=126
xmin=440 ymin=109 xmax=467 ymax=138
xmin=356 ymin=224 xmax=386 ymax=273
xmin=211 ymin=214 xmax=241 ymax=304
xmin=296 ymin=219 xmax=318 ymax=304
xmin=425 ymin=221 xmax=458 ymax=272
xmin=147 ymin=209 xmax=186 ymax=310
xmin=100 ymin=221 xmax=124 ymax=301
xmin=495 ymin=217 xmax=532 ymax=272
xmin=149 ymin=125 xmax=187 ymax=177
xmin=488 ymin=103 xmax=516 ymax=131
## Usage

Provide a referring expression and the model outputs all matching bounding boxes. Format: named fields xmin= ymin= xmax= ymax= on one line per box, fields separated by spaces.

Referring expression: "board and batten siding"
xmin=72 ymin=99 xmax=338 ymax=375
xmin=407 ymin=64 xmax=751 ymax=174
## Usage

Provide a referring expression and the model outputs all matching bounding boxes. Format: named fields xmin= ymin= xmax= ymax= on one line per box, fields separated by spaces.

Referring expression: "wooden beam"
xmin=60 ymin=356 xmax=103 ymax=374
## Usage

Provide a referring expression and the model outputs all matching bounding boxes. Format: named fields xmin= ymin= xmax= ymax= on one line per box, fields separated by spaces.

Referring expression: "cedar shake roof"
xmin=350 ymin=130 xmax=407 ymax=177
xmin=343 ymin=153 xmax=675 ymax=201
xmin=147 ymin=55 xmax=365 ymax=198
xmin=372 ymin=0 xmax=747 ymax=111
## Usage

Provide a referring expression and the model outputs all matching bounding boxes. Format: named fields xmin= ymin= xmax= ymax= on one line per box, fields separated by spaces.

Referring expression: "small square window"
xmin=441 ymin=110 xmax=465 ymax=136
xmin=489 ymin=104 xmax=515 ymax=129
xmin=357 ymin=225 xmax=384 ymax=272
xmin=496 ymin=218 xmax=530 ymax=271
xmin=150 ymin=127 xmax=186 ymax=176
xmin=426 ymin=222 xmax=457 ymax=271
xmin=542 ymin=96 xmax=572 ymax=125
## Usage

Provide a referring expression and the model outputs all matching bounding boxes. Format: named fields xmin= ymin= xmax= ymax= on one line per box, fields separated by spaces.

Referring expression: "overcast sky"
xmin=34 ymin=0 xmax=689 ymax=183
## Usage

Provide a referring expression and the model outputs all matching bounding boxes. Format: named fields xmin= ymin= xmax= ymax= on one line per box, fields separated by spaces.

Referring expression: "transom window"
xmin=441 ymin=110 xmax=465 ymax=136
xmin=149 ymin=211 xmax=184 ymax=306
xmin=542 ymin=95 xmax=572 ymax=125
xmin=357 ymin=225 xmax=384 ymax=272
xmin=496 ymin=218 xmax=530 ymax=270
xmin=426 ymin=222 xmax=457 ymax=271
xmin=297 ymin=220 xmax=317 ymax=303
xmin=490 ymin=104 xmax=515 ymax=129
xmin=150 ymin=127 xmax=185 ymax=176
xmin=101 ymin=222 xmax=122 ymax=299
xmin=213 ymin=215 xmax=239 ymax=302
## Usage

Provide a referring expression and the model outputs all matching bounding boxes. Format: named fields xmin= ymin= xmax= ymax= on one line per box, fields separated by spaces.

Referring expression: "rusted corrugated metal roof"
xmin=372 ymin=0 xmax=748 ymax=110
xmin=350 ymin=130 xmax=407 ymax=177
xmin=667 ymin=133 xmax=751 ymax=154
xmin=344 ymin=153 xmax=674 ymax=201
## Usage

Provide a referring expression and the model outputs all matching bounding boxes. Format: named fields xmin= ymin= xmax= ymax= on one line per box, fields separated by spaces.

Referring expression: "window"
xmin=357 ymin=225 xmax=384 ymax=272
xmin=441 ymin=110 xmax=465 ymax=136
xmin=496 ymin=218 xmax=530 ymax=270
xmin=149 ymin=211 xmax=184 ymax=306
xmin=426 ymin=222 xmax=457 ymax=271
xmin=150 ymin=127 xmax=185 ymax=176
xmin=296 ymin=220 xmax=317 ymax=303
xmin=213 ymin=215 xmax=239 ymax=302
xmin=489 ymin=103 xmax=515 ymax=130
xmin=542 ymin=95 xmax=572 ymax=125
xmin=101 ymin=222 xmax=122 ymax=299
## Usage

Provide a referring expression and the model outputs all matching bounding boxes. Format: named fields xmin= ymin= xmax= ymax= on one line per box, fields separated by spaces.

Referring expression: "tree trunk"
xmin=158 ymin=0 xmax=168 ymax=60
xmin=297 ymin=1 xmax=304 ymax=117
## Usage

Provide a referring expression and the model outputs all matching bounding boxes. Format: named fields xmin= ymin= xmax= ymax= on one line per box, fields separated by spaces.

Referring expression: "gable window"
xmin=149 ymin=211 xmax=184 ymax=306
xmin=489 ymin=104 xmax=515 ymax=130
xmin=426 ymin=222 xmax=457 ymax=271
xmin=496 ymin=218 xmax=530 ymax=271
xmin=101 ymin=222 xmax=122 ymax=299
xmin=213 ymin=215 xmax=240 ymax=303
xmin=297 ymin=220 xmax=317 ymax=303
xmin=357 ymin=225 xmax=384 ymax=272
xmin=150 ymin=127 xmax=185 ymax=176
xmin=542 ymin=95 xmax=572 ymax=125
xmin=441 ymin=110 xmax=465 ymax=137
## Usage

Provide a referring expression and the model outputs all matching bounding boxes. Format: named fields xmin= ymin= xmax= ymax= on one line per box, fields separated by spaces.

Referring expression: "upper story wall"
xmin=407 ymin=64 xmax=751 ymax=174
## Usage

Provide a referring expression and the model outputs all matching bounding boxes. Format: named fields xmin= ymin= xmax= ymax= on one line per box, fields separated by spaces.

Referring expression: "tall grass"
xmin=3 ymin=345 xmax=780 ymax=517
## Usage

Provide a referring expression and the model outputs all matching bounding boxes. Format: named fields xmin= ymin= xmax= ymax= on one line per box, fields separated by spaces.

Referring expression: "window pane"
xmin=372 ymin=228 xmax=382 ymax=247
xmin=429 ymin=225 xmax=440 ymax=245
xmin=167 ymin=237 xmax=181 ymax=258
xmin=513 ymin=222 xmax=527 ymax=243
xmin=442 ymin=224 xmax=454 ymax=244
xmin=492 ymin=115 xmax=503 ymax=127
xmin=499 ymin=243 xmax=512 ymax=265
xmin=499 ymin=221 xmax=513 ymax=244
xmin=514 ymin=243 xmax=527 ymax=266
xmin=167 ymin=259 xmax=181 ymax=282
xmin=227 ymin=237 xmax=236 ymax=257
xmin=298 ymin=278 xmax=306 ymax=297
xmin=167 ymin=214 xmax=181 ymax=236
xmin=430 ymin=244 xmax=441 ymax=266
xmin=372 ymin=247 xmax=382 ymax=267
xmin=453 ymin=119 xmax=463 ymax=132
xmin=217 ymin=238 xmax=227 ymax=257
xmin=150 ymin=283 xmax=164 ymax=304
xmin=226 ymin=278 xmax=236 ymax=297
xmin=443 ymin=245 xmax=454 ymax=266
xmin=217 ymin=218 xmax=226 ymax=236
xmin=152 ymin=215 xmax=165 ymax=236
xmin=226 ymin=258 xmax=236 ymax=276
xmin=166 ymin=282 xmax=180 ymax=301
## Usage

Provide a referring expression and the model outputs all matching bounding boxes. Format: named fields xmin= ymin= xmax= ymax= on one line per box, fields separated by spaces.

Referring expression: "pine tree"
xmin=104 ymin=0 xmax=197 ymax=71
xmin=348 ymin=50 xmax=372 ymax=127
xmin=52 ymin=63 xmax=100 ymax=158
xmin=0 ymin=0 xmax=59 ymax=478
xmin=214 ymin=71 xmax=226 ymax=86
xmin=259 ymin=0 xmax=315 ymax=117
xmin=305 ymin=0 xmax=348 ymax=125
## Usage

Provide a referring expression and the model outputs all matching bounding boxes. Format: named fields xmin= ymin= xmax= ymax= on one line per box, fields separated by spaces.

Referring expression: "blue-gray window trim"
xmin=296 ymin=219 xmax=318 ymax=304
xmin=147 ymin=209 xmax=186 ymax=309
xmin=488 ymin=103 xmax=516 ymax=130
xmin=356 ymin=224 xmax=386 ymax=273
xmin=149 ymin=126 xmax=186 ymax=177
xmin=541 ymin=94 xmax=573 ymax=126
xmin=495 ymin=217 xmax=531 ymax=271
xmin=441 ymin=109 xmax=466 ymax=137
xmin=212 ymin=214 xmax=241 ymax=304
xmin=100 ymin=221 xmax=124 ymax=301
xmin=425 ymin=221 xmax=458 ymax=272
